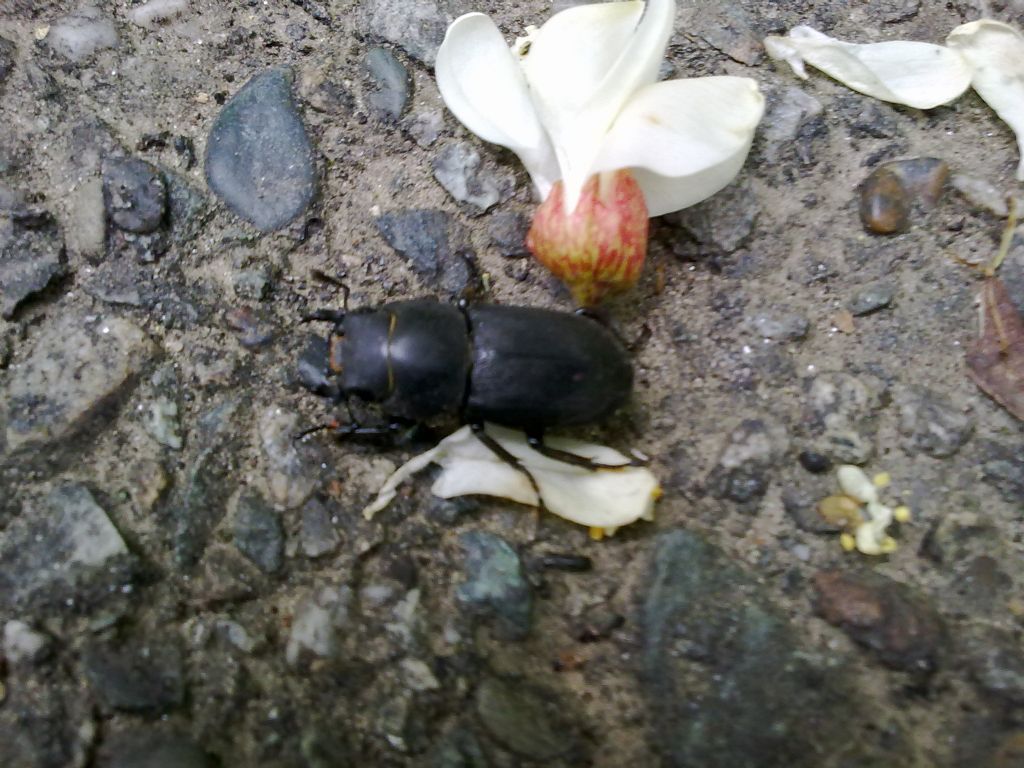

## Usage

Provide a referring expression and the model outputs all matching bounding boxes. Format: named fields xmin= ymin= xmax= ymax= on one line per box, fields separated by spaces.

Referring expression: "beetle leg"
xmin=470 ymin=423 xmax=544 ymax=508
xmin=301 ymin=308 xmax=347 ymax=325
xmin=526 ymin=431 xmax=649 ymax=469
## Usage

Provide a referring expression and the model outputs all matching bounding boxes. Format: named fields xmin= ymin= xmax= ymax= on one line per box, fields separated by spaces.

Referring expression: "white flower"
xmin=435 ymin=0 xmax=765 ymax=217
xmin=363 ymin=424 xmax=660 ymax=535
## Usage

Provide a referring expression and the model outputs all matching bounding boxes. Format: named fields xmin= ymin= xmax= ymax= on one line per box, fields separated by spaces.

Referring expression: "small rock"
xmin=475 ymin=677 xmax=580 ymax=762
xmin=205 ymin=67 xmax=317 ymax=233
xmin=981 ymin=441 xmax=1024 ymax=505
xmin=299 ymin=498 xmax=341 ymax=558
xmin=46 ymin=7 xmax=118 ymax=63
xmin=951 ymin=174 xmax=1010 ymax=217
xmin=285 ymin=585 xmax=351 ymax=665
xmin=142 ymin=396 xmax=182 ymax=449
xmin=363 ymin=0 xmax=447 ymax=64
xmin=82 ymin=638 xmax=184 ymax=713
xmin=0 ymin=36 xmax=14 ymax=86
xmin=804 ymin=372 xmax=886 ymax=464
xmin=0 ymin=208 xmax=67 ymax=319
xmin=665 ymin=179 xmax=760 ymax=253
xmin=760 ymin=86 xmax=823 ymax=163
xmin=258 ymin=406 xmax=317 ymax=510
xmin=233 ymin=492 xmax=284 ymax=573
xmin=376 ymin=209 xmax=474 ymax=296
xmin=5 ymin=314 xmax=153 ymax=451
xmin=643 ymin=530 xmax=864 ymax=766
xmin=364 ymin=47 xmax=409 ymax=122
xmin=859 ymin=168 xmax=909 ymax=234
xmin=189 ymin=544 xmax=260 ymax=605
xmin=895 ymin=386 xmax=974 ymax=458
xmin=399 ymin=657 xmax=441 ymax=692
xmin=782 ymin=486 xmax=841 ymax=533
xmin=432 ymin=141 xmax=514 ymax=214
xmin=848 ymin=281 xmax=895 ymax=316
xmin=231 ymin=268 xmax=271 ymax=300
xmin=3 ymin=620 xmax=50 ymax=665
xmin=456 ymin=531 xmax=532 ymax=640
xmin=837 ymin=95 xmax=899 ymax=139
xmin=102 ymin=728 xmax=214 ymax=768
xmin=798 ymin=449 xmax=831 ymax=474
xmin=749 ymin=311 xmax=809 ymax=341
xmin=920 ymin=512 xmax=1001 ymax=566
xmin=813 ymin=569 xmax=943 ymax=674
xmin=487 ymin=209 xmax=531 ymax=258
xmin=102 ymin=157 xmax=167 ymax=234
xmin=575 ymin=604 xmax=624 ymax=642
xmin=962 ymin=626 xmax=1024 ymax=706
xmin=126 ymin=0 xmax=191 ymax=29
xmin=405 ymin=109 xmax=444 ymax=148
xmin=691 ymin=3 xmax=762 ymax=65
xmin=0 ymin=483 xmax=132 ymax=611
xmin=707 ymin=417 xmax=790 ymax=505
xmin=429 ymin=728 xmax=488 ymax=768
xmin=165 ymin=170 xmax=211 ymax=246
xmin=65 ymin=176 xmax=106 ymax=261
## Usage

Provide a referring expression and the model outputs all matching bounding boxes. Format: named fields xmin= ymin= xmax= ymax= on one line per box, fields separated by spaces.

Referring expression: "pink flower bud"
xmin=527 ymin=169 xmax=649 ymax=307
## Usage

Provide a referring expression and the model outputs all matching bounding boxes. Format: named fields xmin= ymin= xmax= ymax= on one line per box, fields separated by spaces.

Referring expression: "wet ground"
xmin=1 ymin=0 xmax=1024 ymax=766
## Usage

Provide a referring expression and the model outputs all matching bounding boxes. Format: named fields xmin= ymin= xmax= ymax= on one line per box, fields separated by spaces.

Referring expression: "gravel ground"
xmin=2 ymin=1 xmax=1024 ymax=766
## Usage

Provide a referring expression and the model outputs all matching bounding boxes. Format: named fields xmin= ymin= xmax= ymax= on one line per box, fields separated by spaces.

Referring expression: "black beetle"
xmin=300 ymin=296 xmax=636 ymax=471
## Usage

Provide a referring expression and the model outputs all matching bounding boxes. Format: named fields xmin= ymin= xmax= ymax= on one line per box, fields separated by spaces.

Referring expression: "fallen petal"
xmin=764 ymin=25 xmax=972 ymax=110
xmin=363 ymin=424 xmax=660 ymax=531
xmin=947 ymin=20 xmax=1024 ymax=180
xmin=591 ymin=77 xmax=765 ymax=216
xmin=966 ymin=278 xmax=1024 ymax=421
xmin=436 ymin=13 xmax=560 ymax=198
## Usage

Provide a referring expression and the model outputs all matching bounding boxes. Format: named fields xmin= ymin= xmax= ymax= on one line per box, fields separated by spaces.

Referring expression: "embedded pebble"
xmin=895 ymin=386 xmax=974 ymax=458
xmin=142 ymin=396 xmax=182 ymax=449
xmin=951 ymin=174 xmax=1011 ymax=217
xmin=205 ymin=67 xmax=317 ymax=232
xmin=364 ymin=47 xmax=409 ymax=122
xmin=813 ymin=569 xmax=943 ymax=674
xmin=848 ymin=282 xmax=895 ymax=316
xmin=285 ymin=585 xmax=351 ymax=665
xmin=3 ymin=620 xmax=50 ymax=665
xmin=456 ymin=532 xmax=532 ymax=640
xmin=6 ymin=315 xmax=153 ymax=451
xmin=65 ymin=176 xmax=106 ymax=260
xmin=691 ymin=3 xmax=761 ymax=64
xmin=749 ymin=311 xmax=809 ymax=341
xmin=376 ymin=209 xmax=474 ymax=295
xmin=488 ymin=209 xmax=531 ymax=258
xmin=233 ymin=492 xmax=284 ymax=573
xmin=258 ymin=406 xmax=317 ymax=510
xmin=82 ymin=638 xmax=184 ymax=712
xmin=859 ymin=168 xmax=909 ymax=234
xmin=102 ymin=157 xmax=167 ymax=234
xmin=126 ymin=0 xmax=190 ymax=29
xmin=760 ymin=86 xmax=823 ymax=163
xmin=363 ymin=0 xmax=447 ymax=64
xmin=666 ymin=179 xmax=760 ymax=252
xmin=804 ymin=372 xmax=886 ymax=464
xmin=707 ymin=417 xmax=790 ymax=506
xmin=0 ymin=208 xmax=67 ymax=319
xmin=405 ymin=109 xmax=444 ymax=147
xmin=962 ymin=626 xmax=1024 ymax=705
xmin=0 ymin=36 xmax=14 ymax=86
xmin=798 ymin=449 xmax=831 ymax=474
xmin=475 ymin=677 xmax=579 ymax=761
xmin=299 ymin=498 xmax=341 ymax=558
xmin=432 ymin=141 xmax=514 ymax=214
xmin=46 ymin=7 xmax=118 ymax=62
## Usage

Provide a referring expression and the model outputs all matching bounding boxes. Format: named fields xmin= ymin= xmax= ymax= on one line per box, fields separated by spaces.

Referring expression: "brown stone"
xmin=813 ymin=569 xmax=943 ymax=674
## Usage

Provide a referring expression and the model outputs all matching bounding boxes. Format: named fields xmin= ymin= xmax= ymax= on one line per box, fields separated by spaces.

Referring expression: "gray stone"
xmin=475 ymin=677 xmax=581 ymax=761
xmin=285 ymin=585 xmax=351 ymax=665
xmin=376 ymin=209 xmax=474 ymax=296
xmin=950 ymin=174 xmax=1009 ymax=217
xmin=963 ymin=626 xmax=1024 ymax=705
xmin=103 ymin=728 xmax=215 ymax=768
xmin=405 ymin=109 xmax=444 ymax=148
xmin=102 ymin=157 xmax=167 ymax=234
xmin=82 ymin=638 xmax=184 ymax=713
xmin=432 ymin=141 xmax=514 ymax=214
xmin=761 ymin=87 xmax=824 ymax=164
xmin=665 ymin=179 xmax=760 ymax=253
xmin=707 ymin=417 xmax=790 ymax=506
xmin=0 ymin=209 xmax=67 ymax=319
xmin=781 ymin=486 xmax=841 ymax=533
xmin=430 ymin=728 xmax=488 ymax=768
xmin=848 ymin=282 xmax=895 ymax=316
xmin=233 ymin=492 xmax=284 ymax=573
xmin=642 ymin=530 xmax=862 ymax=767
xmin=5 ymin=314 xmax=153 ymax=451
xmin=205 ymin=67 xmax=317 ymax=232
xmin=456 ymin=532 xmax=532 ymax=640
xmin=65 ymin=176 xmax=106 ymax=261
xmin=0 ymin=484 xmax=131 ymax=611
xmin=3 ymin=620 xmax=50 ymax=665
xmin=232 ymin=268 xmax=271 ymax=300
xmin=259 ymin=405 xmax=317 ymax=510
xmin=47 ymin=7 xmax=118 ymax=63
xmin=364 ymin=0 xmax=448 ymax=64
xmin=364 ymin=47 xmax=409 ymax=122
xmin=749 ymin=311 xmax=809 ymax=341
xmin=142 ymin=396 xmax=182 ymax=449
xmin=691 ymin=3 xmax=762 ymax=65
xmin=165 ymin=169 xmax=211 ymax=246
xmin=896 ymin=386 xmax=974 ymax=458
xmin=981 ymin=441 xmax=1024 ymax=505
xmin=487 ymin=209 xmax=531 ymax=258
xmin=300 ymin=498 xmax=341 ymax=558
xmin=837 ymin=95 xmax=900 ymax=139
xmin=803 ymin=372 xmax=886 ymax=464
xmin=0 ymin=36 xmax=14 ymax=86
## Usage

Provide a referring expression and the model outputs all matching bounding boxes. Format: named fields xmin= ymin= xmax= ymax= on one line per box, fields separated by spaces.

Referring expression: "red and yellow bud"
xmin=526 ymin=169 xmax=649 ymax=307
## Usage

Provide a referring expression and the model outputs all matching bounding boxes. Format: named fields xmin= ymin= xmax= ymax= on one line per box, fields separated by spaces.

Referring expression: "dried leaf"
xmin=966 ymin=278 xmax=1024 ymax=421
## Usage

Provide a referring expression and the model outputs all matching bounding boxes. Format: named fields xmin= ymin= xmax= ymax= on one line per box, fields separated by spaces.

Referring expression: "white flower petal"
xmin=764 ymin=25 xmax=972 ymax=109
xmin=522 ymin=0 xmax=675 ymax=209
xmin=947 ymin=19 xmax=1024 ymax=180
xmin=435 ymin=13 xmax=560 ymax=197
xmin=590 ymin=77 xmax=764 ymax=216
xmin=363 ymin=425 xmax=659 ymax=531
